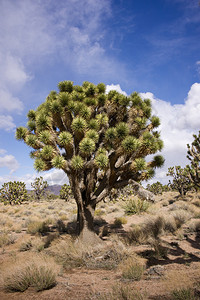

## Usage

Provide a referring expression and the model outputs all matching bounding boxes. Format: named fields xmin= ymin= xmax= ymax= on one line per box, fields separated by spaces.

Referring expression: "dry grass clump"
xmin=163 ymin=269 xmax=195 ymax=295
xmin=188 ymin=220 xmax=200 ymax=233
xmin=120 ymin=256 xmax=146 ymax=280
xmin=3 ymin=254 xmax=58 ymax=292
xmin=27 ymin=220 xmax=49 ymax=235
xmin=126 ymin=225 xmax=147 ymax=245
xmin=92 ymin=284 xmax=145 ymax=300
xmin=163 ymin=214 xmax=177 ymax=233
xmin=171 ymin=210 xmax=191 ymax=229
xmin=48 ymin=236 xmax=132 ymax=270
xmin=113 ymin=217 xmax=127 ymax=228
xmin=171 ymin=288 xmax=196 ymax=300
xmin=0 ymin=232 xmax=16 ymax=248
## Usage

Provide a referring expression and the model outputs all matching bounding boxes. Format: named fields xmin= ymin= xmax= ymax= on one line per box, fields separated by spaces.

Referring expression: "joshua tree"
xmin=31 ymin=176 xmax=48 ymax=200
xmin=60 ymin=184 xmax=71 ymax=201
xmin=167 ymin=166 xmax=192 ymax=196
xmin=186 ymin=131 xmax=200 ymax=189
xmin=146 ymin=181 xmax=164 ymax=195
xmin=16 ymin=81 xmax=164 ymax=243
xmin=0 ymin=181 xmax=28 ymax=205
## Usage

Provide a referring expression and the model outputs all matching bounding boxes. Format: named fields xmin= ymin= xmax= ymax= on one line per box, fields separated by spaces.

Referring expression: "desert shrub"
xmin=171 ymin=288 xmax=196 ymax=300
xmin=188 ymin=220 xmax=200 ymax=233
xmin=172 ymin=210 xmax=191 ymax=228
xmin=27 ymin=220 xmax=49 ymax=234
xmin=126 ymin=225 xmax=146 ymax=245
xmin=163 ymin=215 xmax=177 ymax=233
xmin=121 ymin=257 xmax=145 ymax=280
xmin=4 ymin=257 xmax=57 ymax=292
xmin=19 ymin=240 xmax=33 ymax=252
xmin=113 ymin=217 xmax=127 ymax=228
xmin=48 ymin=238 xmax=131 ymax=270
xmin=0 ymin=233 xmax=16 ymax=247
xmin=124 ymin=198 xmax=149 ymax=215
xmin=144 ymin=215 xmax=164 ymax=239
xmin=93 ymin=284 xmax=145 ymax=300
xmin=0 ymin=181 xmax=28 ymax=205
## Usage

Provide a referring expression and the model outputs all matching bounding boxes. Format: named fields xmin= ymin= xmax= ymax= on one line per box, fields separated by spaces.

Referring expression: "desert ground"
xmin=1 ymin=191 xmax=200 ymax=299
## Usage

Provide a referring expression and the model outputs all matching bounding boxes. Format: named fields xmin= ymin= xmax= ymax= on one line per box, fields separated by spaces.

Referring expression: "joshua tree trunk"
xmin=76 ymin=201 xmax=99 ymax=243
xmin=69 ymin=175 xmax=100 ymax=244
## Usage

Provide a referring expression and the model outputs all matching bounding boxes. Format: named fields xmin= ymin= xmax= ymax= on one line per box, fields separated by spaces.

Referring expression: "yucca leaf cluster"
xmin=0 ymin=181 xmax=28 ymax=205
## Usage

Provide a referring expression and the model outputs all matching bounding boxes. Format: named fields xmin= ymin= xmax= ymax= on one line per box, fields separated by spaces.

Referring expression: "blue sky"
xmin=0 ymin=0 xmax=200 ymax=188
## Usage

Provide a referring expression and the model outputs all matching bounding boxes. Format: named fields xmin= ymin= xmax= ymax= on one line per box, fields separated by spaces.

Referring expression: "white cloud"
xmin=0 ymin=89 xmax=23 ymax=113
xmin=0 ymin=169 xmax=68 ymax=189
xmin=140 ymin=82 xmax=200 ymax=184
xmin=0 ymin=154 xmax=20 ymax=173
xmin=106 ymin=84 xmax=127 ymax=96
xmin=0 ymin=115 xmax=15 ymax=131
xmin=42 ymin=170 xmax=69 ymax=186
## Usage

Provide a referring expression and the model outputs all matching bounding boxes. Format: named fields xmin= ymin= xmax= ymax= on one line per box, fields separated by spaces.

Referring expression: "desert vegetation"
xmin=0 ymin=82 xmax=200 ymax=299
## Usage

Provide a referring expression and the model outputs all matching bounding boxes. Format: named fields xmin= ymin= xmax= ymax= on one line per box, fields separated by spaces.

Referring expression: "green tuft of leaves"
xmin=105 ymin=127 xmax=117 ymax=141
xmin=58 ymin=92 xmax=71 ymax=107
xmin=36 ymin=114 xmax=51 ymax=130
xmin=27 ymin=110 xmax=36 ymax=121
xmin=39 ymin=130 xmax=51 ymax=144
xmin=79 ymin=138 xmax=95 ymax=156
xmin=25 ymin=135 xmax=38 ymax=148
xmin=85 ymin=130 xmax=99 ymax=143
xmin=116 ymin=122 xmax=129 ymax=139
xmin=27 ymin=120 xmax=36 ymax=132
xmin=97 ymin=83 xmax=106 ymax=93
xmin=153 ymin=155 xmax=165 ymax=168
xmin=16 ymin=127 xmax=28 ymax=141
xmin=34 ymin=159 xmax=47 ymax=172
xmin=51 ymin=156 xmax=65 ymax=169
xmin=122 ymin=136 xmax=140 ymax=153
xmin=71 ymin=117 xmax=87 ymax=133
xmin=88 ymin=119 xmax=100 ymax=130
xmin=95 ymin=154 xmax=109 ymax=169
xmin=58 ymin=132 xmax=73 ymax=146
xmin=134 ymin=158 xmax=146 ymax=171
xmin=151 ymin=116 xmax=160 ymax=128
xmin=41 ymin=146 xmax=54 ymax=160
xmin=58 ymin=81 xmax=73 ymax=93
xmin=71 ymin=155 xmax=84 ymax=170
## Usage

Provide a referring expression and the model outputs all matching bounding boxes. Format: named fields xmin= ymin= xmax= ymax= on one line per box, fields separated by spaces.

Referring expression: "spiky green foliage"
xmin=59 ymin=184 xmax=71 ymax=201
xmin=31 ymin=177 xmax=48 ymax=200
xmin=167 ymin=166 xmax=192 ymax=196
xmin=186 ymin=131 xmax=200 ymax=189
xmin=0 ymin=181 xmax=28 ymax=205
xmin=146 ymin=181 xmax=168 ymax=195
xmin=16 ymin=80 xmax=164 ymax=237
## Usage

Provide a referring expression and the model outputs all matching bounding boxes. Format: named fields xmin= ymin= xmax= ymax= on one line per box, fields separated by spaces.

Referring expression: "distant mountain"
xmin=46 ymin=184 xmax=62 ymax=195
